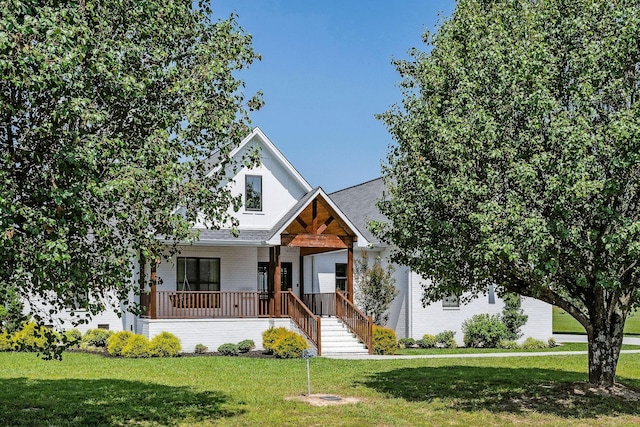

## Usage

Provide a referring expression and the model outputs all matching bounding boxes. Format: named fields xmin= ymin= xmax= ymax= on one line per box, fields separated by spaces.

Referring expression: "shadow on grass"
xmin=0 ymin=377 xmax=242 ymax=426
xmin=359 ymin=365 xmax=640 ymax=418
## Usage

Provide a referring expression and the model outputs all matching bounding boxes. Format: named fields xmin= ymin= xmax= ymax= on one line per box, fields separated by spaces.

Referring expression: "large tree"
xmin=1 ymin=0 xmax=261 ymax=342
xmin=375 ymin=0 xmax=640 ymax=387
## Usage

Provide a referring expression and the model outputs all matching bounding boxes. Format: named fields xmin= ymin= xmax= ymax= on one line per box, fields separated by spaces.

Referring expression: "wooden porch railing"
xmin=335 ymin=290 xmax=372 ymax=354
xmin=151 ymin=291 xmax=277 ymax=319
xmin=286 ymin=291 xmax=321 ymax=355
xmin=303 ymin=293 xmax=336 ymax=316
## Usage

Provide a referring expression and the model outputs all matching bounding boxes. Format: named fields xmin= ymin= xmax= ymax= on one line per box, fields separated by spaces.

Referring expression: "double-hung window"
xmin=177 ymin=257 xmax=220 ymax=292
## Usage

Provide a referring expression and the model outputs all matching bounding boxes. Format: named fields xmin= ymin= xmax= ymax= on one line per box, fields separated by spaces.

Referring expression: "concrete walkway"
xmin=322 ymin=334 xmax=640 ymax=360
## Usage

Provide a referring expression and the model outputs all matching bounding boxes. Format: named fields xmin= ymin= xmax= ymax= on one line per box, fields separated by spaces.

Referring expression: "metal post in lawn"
xmin=302 ymin=349 xmax=313 ymax=395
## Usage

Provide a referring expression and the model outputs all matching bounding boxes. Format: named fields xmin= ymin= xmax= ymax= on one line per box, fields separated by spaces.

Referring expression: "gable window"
xmin=177 ymin=257 xmax=220 ymax=292
xmin=442 ymin=294 xmax=460 ymax=308
xmin=245 ymin=175 xmax=262 ymax=211
xmin=335 ymin=263 xmax=347 ymax=292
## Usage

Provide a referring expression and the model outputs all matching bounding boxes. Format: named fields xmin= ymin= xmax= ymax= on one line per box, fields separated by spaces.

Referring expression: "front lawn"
xmin=553 ymin=306 xmax=640 ymax=335
xmin=1 ymin=351 xmax=639 ymax=426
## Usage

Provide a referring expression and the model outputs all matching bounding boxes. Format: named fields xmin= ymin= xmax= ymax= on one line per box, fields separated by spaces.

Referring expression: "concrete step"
xmin=319 ymin=316 xmax=369 ymax=356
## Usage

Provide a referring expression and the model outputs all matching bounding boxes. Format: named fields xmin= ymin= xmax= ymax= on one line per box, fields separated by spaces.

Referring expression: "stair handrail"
xmin=287 ymin=291 xmax=321 ymax=355
xmin=335 ymin=291 xmax=373 ymax=354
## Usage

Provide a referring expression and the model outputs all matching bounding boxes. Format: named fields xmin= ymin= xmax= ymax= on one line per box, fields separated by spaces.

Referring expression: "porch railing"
xmin=287 ymin=291 xmax=321 ymax=355
xmin=335 ymin=290 xmax=372 ymax=354
xmin=303 ymin=293 xmax=335 ymax=316
xmin=152 ymin=291 xmax=276 ymax=319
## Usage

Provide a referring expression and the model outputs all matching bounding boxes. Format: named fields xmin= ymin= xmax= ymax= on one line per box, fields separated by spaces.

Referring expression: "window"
xmin=257 ymin=262 xmax=269 ymax=293
xmin=335 ymin=263 xmax=347 ymax=292
xmin=177 ymin=257 xmax=220 ymax=291
xmin=245 ymin=175 xmax=262 ymax=211
xmin=442 ymin=294 xmax=460 ymax=308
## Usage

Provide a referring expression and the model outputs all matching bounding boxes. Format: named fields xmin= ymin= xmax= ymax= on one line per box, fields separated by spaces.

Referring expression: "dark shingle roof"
xmin=329 ymin=178 xmax=386 ymax=246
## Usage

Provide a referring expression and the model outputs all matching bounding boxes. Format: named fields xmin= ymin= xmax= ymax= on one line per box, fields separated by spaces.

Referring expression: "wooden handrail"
xmin=286 ymin=291 xmax=321 ymax=355
xmin=335 ymin=290 xmax=373 ymax=354
xmin=152 ymin=291 xmax=276 ymax=319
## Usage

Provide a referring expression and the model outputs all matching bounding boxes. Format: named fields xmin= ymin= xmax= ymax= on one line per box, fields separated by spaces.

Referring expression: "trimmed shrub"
xmin=121 ymin=335 xmax=151 ymax=358
xmin=218 ymin=343 xmax=239 ymax=356
xmin=462 ymin=314 xmax=507 ymax=348
xmin=435 ymin=330 xmax=457 ymax=348
xmin=0 ymin=332 xmax=14 ymax=351
xmin=237 ymin=339 xmax=255 ymax=353
xmin=262 ymin=327 xmax=289 ymax=354
xmin=63 ymin=329 xmax=83 ymax=348
xmin=272 ymin=332 xmax=309 ymax=359
xmin=417 ymin=334 xmax=437 ymax=348
xmin=372 ymin=325 xmax=397 ymax=355
xmin=398 ymin=337 xmax=416 ymax=348
xmin=497 ymin=340 xmax=520 ymax=349
xmin=82 ymin=328 xmax=113 ymax=348
xmin=521 ymin=337 xmax=547 ymax=349
xmin=194 ymin=343 xmax=208 ymax=354
xmin=150 ymin=332 xmax=181 ymax=357
xmin=107 ymin=331 xmax=134 ymax=356
xmin=12 ymin=322 xmax=48 ymax=350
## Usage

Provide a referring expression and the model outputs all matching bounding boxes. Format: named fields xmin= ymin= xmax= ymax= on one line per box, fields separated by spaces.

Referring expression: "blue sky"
xmin=213 ymin=1 xmax=456 ymax=193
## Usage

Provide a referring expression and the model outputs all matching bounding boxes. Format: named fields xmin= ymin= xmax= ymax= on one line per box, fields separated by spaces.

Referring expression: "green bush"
xmin=194 ymin=343 xmax=208 ymax=354
xmin=398 ymin=337 xmax=416 ymax=348
xmin=82 ymin=328 xmax=113 ymax=348
xmin=497 ymin=340 xmax=520 ymax=349
xmin=521 ymin=337 xmax=548 ymax=349
xmin=121 ymin=334 xmax=151 ymax=358
xmin=237 ymin=339 xmax=255 ymax=353
xmin=372 ymin=326 xmax=397 ymax=355
xmin=106 ymin=331 xmax=134 ymax=356
xmin=0 ymin=331 xmax=14 ymax=351
xmin=218 ymin=343 xmax=239 ymax=356
xmin=462 ymin=314 xmax=507 ymax=348
xmin=150 ymin=332 xmax=181 ymax=357
xmin=435 ymin=330 xmax=457 ymax=348
xmin=63 ymin=329 xmax=82 ymax=348
xmin=272 ymin=332 xmax=309 ymax=359
xmin=417 ymin=334 xmax=437 ymax=348
xmin=547 ymin=337 xmax=557 ymax=348
xmin=262 ymin=327 xmax=289 ymax=354
xmin=12 ymin=322 xmax=48 ymax=351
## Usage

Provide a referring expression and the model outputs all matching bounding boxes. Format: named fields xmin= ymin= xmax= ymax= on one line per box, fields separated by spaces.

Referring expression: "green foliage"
xmin=548 ymin=337 xmax=558 ymax=348
xmin=63 ymin=329 xmax=83 ymax=348
xmin=501 ymin=293 xmax=528 ymax=341
xmin=237 ymin=339 xmax=255 ymax=353
xmin=272 ymin=333 xmax=309 ymax=359
xmin=150 ymin=332 xmax=182 ymax=357
xmin=372 ymin=326 xmax=397 ymax=355
xmin=354 ymin=251 xmax=399 ymax=326
xmin=462 ymin=314 xmax=507 ymax=348
xmin=262 ymin=327 xmax=289 ymax=354
xmin=435 ymin=331 xmax=457 ymax=348
xmin=0 ymin=0 xmax=262 ymax=344
xmin=521 ymin=337 xmax=548 ymax=350
xmin=416 ymin=334 xmax=437 ymax=348
xmin=12 ymin=322 xmax=49 ymax=351
xmin=217 ymin=343 xmax=239 ymax=356
xmin=81 ymin=329 xmax=113 ymax=348
xmin=194 ymin=343 xmax=208 ymax=354
xmin=0 ymin=331 xmax=15 ymax=351
xmin=106 ymin=331 xmax=134 ymax=356
xmin=0 ymin=284 xmax=27 ymax=333
xmin=497 ymin=340 xmax=521 ymax=350
xmin=376 ymin=0 xmax=640 ymax=385
xmin=398 ymin=337 xmax=416 ymax=348
xmin=121 ymin=335 xmax=151 ymax=358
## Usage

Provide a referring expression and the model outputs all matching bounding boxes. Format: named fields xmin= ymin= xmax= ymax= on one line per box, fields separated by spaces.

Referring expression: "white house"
xmin=49 ymin=128 xmax=552 ymax=352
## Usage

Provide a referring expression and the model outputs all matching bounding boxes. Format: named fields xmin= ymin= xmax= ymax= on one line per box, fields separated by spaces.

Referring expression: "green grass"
xmin=396 ymin=342 xmax=640 ymax=355
xmin=553 ymin=306 xmax=640 ymax=335
xmin=1 ymin=351 xmax=640 ymax=426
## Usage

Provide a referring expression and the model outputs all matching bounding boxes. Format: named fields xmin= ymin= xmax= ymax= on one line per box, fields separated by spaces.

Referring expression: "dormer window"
xmin=245 ymin=175 xmax=262 ymax=211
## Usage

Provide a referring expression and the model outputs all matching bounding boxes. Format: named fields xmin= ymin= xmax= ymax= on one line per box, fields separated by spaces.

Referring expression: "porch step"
xmin=320 ymin=317 xmax=369 ymax=356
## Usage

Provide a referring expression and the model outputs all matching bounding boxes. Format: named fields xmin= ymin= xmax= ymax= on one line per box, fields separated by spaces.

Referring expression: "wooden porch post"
xmin=271 ymin=246 xmax=282 ymax=317
xmin=347 ymin=241 xmax=354 ymax=303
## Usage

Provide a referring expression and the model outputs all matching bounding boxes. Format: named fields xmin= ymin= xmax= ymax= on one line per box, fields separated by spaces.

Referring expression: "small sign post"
xmin=302 ymin=349 xmax=314 ymax=396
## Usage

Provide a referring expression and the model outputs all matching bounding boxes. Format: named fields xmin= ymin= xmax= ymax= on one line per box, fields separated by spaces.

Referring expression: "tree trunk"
xmin=587 ymin=310 xmax=626 ymax=387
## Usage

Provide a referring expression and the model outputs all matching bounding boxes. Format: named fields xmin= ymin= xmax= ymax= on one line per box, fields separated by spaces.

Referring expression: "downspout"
xmin=407 ymin=268 xmax=413 ymax=339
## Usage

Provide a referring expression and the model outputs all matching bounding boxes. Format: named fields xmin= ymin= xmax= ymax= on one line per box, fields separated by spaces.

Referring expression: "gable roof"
xmin=208 ymin=127 xmax=312 ymax=193
xmin=329 ymin=177 xmax=387 ymax=247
